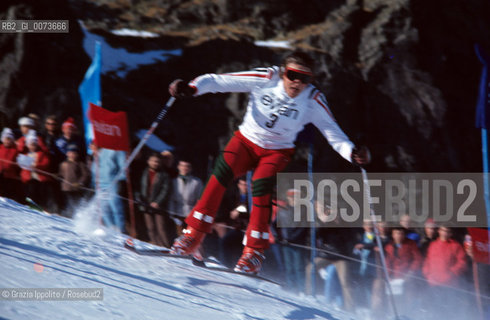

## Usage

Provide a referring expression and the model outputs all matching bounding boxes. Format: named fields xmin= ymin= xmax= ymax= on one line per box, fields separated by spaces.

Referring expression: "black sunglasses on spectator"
xmin=285 ymin=67 xmax=313 ymax=83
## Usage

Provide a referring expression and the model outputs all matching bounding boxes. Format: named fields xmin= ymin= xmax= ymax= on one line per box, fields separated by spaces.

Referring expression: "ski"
xmin=124 ymin=238 xmax=214 ymax=264
xmin=196 ymin=265 xmax=281 ymax=285
xmin=124 ymin=238 xmax=281 ymax=285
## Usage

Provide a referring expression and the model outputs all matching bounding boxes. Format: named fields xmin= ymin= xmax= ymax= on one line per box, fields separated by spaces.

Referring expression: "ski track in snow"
xmin=0 ymin=198 xmax=353 ymax=320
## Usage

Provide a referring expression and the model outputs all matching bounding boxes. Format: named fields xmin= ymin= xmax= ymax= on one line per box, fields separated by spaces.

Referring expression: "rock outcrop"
xmin=1 ymin=0 xmax=489 ymax=177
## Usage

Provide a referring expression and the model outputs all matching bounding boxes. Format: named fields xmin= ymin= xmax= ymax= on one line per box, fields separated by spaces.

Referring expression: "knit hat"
xmin=62 ymin=117 xmax=77 ymax=130
xmin=425 ymin=218 xmax=437 ymax=228
xmin=286 ymin=189 xmax=299 ymax=197
xmin=18 ymin=117 xmax=35 ymax=127
xmin=1 ymin=128 xmax=14 ymax=140
xmin=25 ymin=130 xmax=38 ymax=145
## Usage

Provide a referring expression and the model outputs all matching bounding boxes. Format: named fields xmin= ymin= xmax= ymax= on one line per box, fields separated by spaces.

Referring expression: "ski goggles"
xmin=285 ymin=67 xmax=313 ymax=83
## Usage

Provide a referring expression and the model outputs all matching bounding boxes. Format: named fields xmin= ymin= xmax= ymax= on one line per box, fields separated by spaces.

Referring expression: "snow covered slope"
xmin=0 ymin=198 xmax=353 ymax=320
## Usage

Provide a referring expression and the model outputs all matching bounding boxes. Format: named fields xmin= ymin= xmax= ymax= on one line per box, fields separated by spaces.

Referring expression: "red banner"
xmin=88 ymin=103 xmax=129 ymax=151
xmin=468 ymin=228 xmax=490 ymax=265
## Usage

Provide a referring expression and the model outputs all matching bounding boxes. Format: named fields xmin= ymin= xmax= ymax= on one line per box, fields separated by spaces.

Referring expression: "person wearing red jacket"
xmin=384 ymin=227 xmax=423 ymax=316
xmin=0 ymin=128 xmax=21 ymax=201
xmin=423 ymin=226 xmax=467 ymax=286
xmin=16 ymin=117 xmax=48 ymax=154
xmin=422 ymin=226 xmax=468 ymax=320
xmin=385 ymin=227 xmax=423 ymax=279
xmin=18 ymin=132 xmax=51 ymax=210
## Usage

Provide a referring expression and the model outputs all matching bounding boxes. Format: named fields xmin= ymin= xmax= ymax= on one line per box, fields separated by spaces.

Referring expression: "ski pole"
xmin=361 ymin=167 xmax=400 ymax=320
xmin=105 ymin=96 xmax=176 ymax=191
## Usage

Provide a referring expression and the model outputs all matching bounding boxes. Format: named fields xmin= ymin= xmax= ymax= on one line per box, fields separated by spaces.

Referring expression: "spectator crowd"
xmin=0 ymin=114 xmax=488 ymax=319
xmin=1 ymin=114 xmax=87 ymax=214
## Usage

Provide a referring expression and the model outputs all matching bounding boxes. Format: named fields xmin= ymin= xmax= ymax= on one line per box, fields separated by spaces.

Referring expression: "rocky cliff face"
xmin=1 ymin=0 xmax=489 ymax=177
xmin=0 ymin=0 xmax=90 ymax=126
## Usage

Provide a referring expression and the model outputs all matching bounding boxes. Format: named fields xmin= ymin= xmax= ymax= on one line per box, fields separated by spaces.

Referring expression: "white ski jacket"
xmin=189 ymin=66 xmax=354 ymax=162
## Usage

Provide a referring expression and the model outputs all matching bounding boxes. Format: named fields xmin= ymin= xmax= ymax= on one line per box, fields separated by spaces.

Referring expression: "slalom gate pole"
xmin=95 ymin=150 xmax=102 ymax=224
xmin=478 ymin=128 xmax=488 ymax=320
xmin=308 ymin=143 xmax=316 ymax=296
xmin=472 ymin=261 xmax=484 ymax=319
xmin=125 ymin=166 xmax=137 ymax=238
xmin=361 ymin=168 xmax=400 ymax=320
xmin=106 ymin=97 xmax=176 ymax=191
xmin=481 ymin=129 xmax=490 ymax=262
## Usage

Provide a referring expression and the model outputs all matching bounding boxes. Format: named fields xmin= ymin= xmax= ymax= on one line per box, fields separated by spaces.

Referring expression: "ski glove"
xmin=169 ymin=79 xmax=196 ymax=99
xmin=351 ymin=146 xmax=371 ymax=166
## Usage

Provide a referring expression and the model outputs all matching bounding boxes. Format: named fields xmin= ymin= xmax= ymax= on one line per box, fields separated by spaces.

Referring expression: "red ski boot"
xmin=170 ymin=226 xmax=205 ymax=256
xmin=234 ymin=246 xmax=265 ymax=274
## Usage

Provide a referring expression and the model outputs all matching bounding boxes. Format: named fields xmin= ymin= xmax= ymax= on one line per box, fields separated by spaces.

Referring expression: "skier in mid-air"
xmin=168 ymin=50 xmax=370 ymax=274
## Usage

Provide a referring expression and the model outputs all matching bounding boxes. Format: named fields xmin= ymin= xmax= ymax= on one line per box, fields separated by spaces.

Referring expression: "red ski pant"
xmin=185 ymin=131 xmax=294 ymax=249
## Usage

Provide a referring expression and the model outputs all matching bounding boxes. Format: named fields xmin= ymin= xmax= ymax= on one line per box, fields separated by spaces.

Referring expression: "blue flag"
xmin=134 ymin=129 xmax=174 ymax=152
xmin=475 ymin=44 xmax=490 ymax=129
xmin=78 ymin=41 xmax=102 ymax=153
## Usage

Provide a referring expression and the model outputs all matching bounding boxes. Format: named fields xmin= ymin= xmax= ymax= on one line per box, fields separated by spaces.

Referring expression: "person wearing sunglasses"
xmin=168 ymin=50 xmax=370 ymax=274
